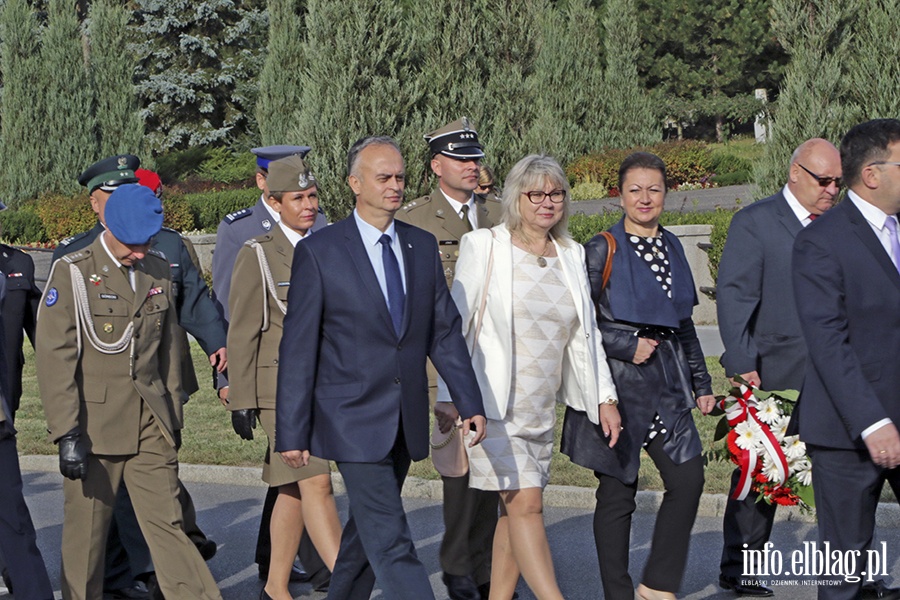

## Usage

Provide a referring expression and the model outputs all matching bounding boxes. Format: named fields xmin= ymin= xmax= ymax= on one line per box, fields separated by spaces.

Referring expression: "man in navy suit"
xmin=275 ymin=136 xmax=486 ymax=600
xmin=792 ymin=118 xmax=900 ymax=600
xmin=716 ymin=138 xmax=841 ymax=597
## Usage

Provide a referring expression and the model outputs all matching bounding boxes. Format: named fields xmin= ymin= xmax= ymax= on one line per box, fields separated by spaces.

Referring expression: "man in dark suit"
xmin=397 ymin=118 xmax=502 ymax=600
xmin=275 ymin=136 xmax=486 ymax=600
xmin=716 ymin=138 xmax=842 ymax=597
xmin=792 ymin=118 xmax=900 ymax=600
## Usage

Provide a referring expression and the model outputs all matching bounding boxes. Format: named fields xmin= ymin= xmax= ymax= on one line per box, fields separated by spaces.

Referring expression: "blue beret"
xmin=251 ymin=145 xmax=312 ymax=169
xmin=104 ymin=184 xmax=163 ymax=245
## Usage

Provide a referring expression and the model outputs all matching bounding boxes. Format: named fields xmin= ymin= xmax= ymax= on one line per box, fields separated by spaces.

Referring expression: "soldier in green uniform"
xmin=227 ymin=156 xmax=341 ymax=600
xmin=36 ymin=184 xmax=222 ymax=600
xmin=396 ymin=118 xmax=503 ymax=600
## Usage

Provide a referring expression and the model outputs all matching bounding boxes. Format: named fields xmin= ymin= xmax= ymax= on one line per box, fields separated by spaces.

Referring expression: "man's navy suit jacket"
xmin=274 ymin=215 xmax=484 ymax=463
xmin=792 ymin=197 xmax=900 ymax=449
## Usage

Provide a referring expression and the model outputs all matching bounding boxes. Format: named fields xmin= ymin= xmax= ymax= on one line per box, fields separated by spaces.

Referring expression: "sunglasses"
xmin=798 ymin=164 xmax=842 ymax=188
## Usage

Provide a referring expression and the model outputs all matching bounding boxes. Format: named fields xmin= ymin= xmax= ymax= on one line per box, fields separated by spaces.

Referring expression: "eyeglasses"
xmin=523 ymin=190 xmax=565 ymax=204
xmin=797 ymin=164 xmax=842 ymax=188
xmin=868 ymin=161 xmax=900 ymax=168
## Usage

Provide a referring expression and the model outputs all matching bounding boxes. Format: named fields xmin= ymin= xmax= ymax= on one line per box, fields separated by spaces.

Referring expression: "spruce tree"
xmin=292 ymin=0 xmax=424 ymax=219
xmin=256 ymin=0 xmax=306 ymax=146
xmin=753 ymin=0 xmax=858 ymax=197
xmin=88 ymin=0 xmax=144 ymax=158
xmin=598 ymin=0 xmax=659 ymax=150
xmin=40 ymin=0 xmax=96 ymax=194
xmin=526 ymin=0 xmax=605 ymax=166
xmin=133 ymin=0 xmax=268 ymax=152
xmin=0 ymin=0 xmax=45 ymax=204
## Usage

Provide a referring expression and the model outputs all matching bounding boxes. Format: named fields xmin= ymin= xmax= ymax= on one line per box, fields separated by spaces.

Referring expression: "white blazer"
xmin=438 ymin=223 xmax=616 ymax=425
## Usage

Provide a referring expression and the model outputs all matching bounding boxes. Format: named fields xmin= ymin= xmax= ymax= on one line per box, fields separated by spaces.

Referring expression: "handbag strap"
xmin=599 ymin=231 xmax=616 ymax=291
xmin=470 ymin=229 xmax=495 ymax=350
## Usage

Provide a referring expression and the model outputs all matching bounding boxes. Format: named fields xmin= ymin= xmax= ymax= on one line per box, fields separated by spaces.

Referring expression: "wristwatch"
xmin=601 ymin=397 xmax=619 ymax=406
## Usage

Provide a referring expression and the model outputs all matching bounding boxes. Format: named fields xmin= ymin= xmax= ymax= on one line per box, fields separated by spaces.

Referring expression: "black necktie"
xmin=379 ymin=234 xmax=405 ymax=335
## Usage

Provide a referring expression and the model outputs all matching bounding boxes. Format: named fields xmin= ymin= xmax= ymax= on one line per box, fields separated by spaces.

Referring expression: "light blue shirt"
xmin=353 ymin=209 xmax=407 ymax=306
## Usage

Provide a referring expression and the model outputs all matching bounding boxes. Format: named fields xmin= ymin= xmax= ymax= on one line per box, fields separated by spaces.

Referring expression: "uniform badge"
xmin=100 ymin=293 xmax=118 ymax=300
xmin=444 ymin=267 xmax=453 ymax=278
xmin=90 ymin=274 xmax=102 ymax=285
xmin=277 ymin=281 xmax=290 ymax=287
xmin=102 ymin=265 xmax=109 ymax=273
xmin=103 ymin=323 xmax=114 ymax=333
xmin=45 ymin=288 xmax=58 ymax=306
xmin=7 ymin=272 xmax=23 ymax=278
xmin=156 ymin=319 xmax=161 ymax=331
xmin=298 ymin=173 xmax=309 ymax=188
xmin=436 ymin=209 xmax=444 ymax=217
xmin=262 ymin=219 xmax=272 ymax=231
xmin=117 ymin=156 xmax=128 ymax=168
xmin=147 ymin=286 xmax=163 ymax=298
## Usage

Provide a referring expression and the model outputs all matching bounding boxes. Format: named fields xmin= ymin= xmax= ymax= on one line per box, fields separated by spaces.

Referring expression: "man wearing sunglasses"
xmin=716 ymin=138 xmax=843 ymax=597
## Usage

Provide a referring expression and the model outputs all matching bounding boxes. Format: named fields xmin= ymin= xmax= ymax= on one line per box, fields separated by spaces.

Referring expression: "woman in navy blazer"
xmin=562 ymin=152 xmax=716 ymax=600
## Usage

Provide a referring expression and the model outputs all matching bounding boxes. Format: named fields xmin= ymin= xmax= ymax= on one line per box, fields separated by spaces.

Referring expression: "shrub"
xmin=567 ymin=141 xmax=714 ymax=189
xmin=0 ymin=203 xmax=46 ymax=243
xmin=163 ymin=193 xmax=196 ymax=232
xmin=196 ymin=148 xmax=257 ymax=185
xmin=711 ymin=171 xmax=752 ymax=186
xmin=180 ymin=188 xmax=260 ymax=232
xmin=155 ymin=147 xmax=210 ymax=183
xmin=36 ymin=192 xmax=96 ymax=241
xmin=571 ymin=182 xmax=608 ymax=202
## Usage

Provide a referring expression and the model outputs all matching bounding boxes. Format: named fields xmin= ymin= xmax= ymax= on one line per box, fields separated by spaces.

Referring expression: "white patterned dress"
xmin=468 ymin=246 xmax=578 ymax=490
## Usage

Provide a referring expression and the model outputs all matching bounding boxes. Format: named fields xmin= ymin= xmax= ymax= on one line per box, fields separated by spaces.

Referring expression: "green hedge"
xmin=569 ymin=207 xmax=736 ymax=281
xmin=567 ymin=141 xmax=715 ymax=191
xmin=181 ymin=188 xmax=260 ymax=232
xmin=0 ymin=203 xmax=46 ymax=244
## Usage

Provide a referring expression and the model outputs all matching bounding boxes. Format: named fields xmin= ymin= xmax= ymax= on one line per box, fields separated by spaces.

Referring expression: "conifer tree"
xmin=479 ymin=0 xmax=547 ymax=179
xmin=133 ymin=0 xmax=268 ymax=152
xmin=40 ymin=0 xmax=96 ymax=194
xmin=753 ymin=0 xmax=857 ymax=197
xmin=598 ymin=0 xmax=659 ymax=150
xmin=846 ymin=0 xmax=900 ymax=120
xmin=292 ymin=0 xmax=424 ymax=219
xmin=0 ymin=0 xmax=45 ymax=203
xmin=88 ymin=0 xmax=144 ymax=158
xmin=256 ymin=0 xmax=306 ymax=145
xmin=526 ymin=0 xmax=605 ymax=165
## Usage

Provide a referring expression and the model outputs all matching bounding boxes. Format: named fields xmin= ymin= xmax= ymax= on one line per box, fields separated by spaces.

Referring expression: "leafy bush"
xmin=0 ymin=203 xmax=46 ymax=243
xmin=567 ymin=141 xmax=714 ymax=189
xmin=571 ymin=182 xmax=609 ymax=201
xmin=180 ymin=188 xmax=261 ymax=232
xmin=710 ymin=151 xmax=753 ymax=185
xmin=155 ymin=147 xmax=211 ymax=182
xmin=711 ymin=171 xmax=752 ymax=186
xmin=35 ymin=193 xmax=97 ymax=242
xmin=163 ymin=193 xmax=197 ymax=232
xmin=196 ymin=148 xmax=257 ymax=185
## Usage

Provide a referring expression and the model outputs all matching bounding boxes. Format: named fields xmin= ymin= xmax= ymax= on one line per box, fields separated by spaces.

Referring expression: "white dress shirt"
xmin=441 ymin=190 xmax=478 ymax=230
xmin=353 ymin=210 xmax=407 ymax=304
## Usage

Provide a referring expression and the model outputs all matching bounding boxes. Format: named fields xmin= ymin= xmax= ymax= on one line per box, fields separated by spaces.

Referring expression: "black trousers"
xmin=719 ymin=468 xmax=778 ymax=578
xmin=439 ymin=472 xmax=498 ymax=585
xmin=593 ymin=434 xmax=704 ymax=599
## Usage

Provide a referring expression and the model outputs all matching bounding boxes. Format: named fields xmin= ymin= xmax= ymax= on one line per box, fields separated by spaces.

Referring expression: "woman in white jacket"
xmin=438 ymin=154 xmax=619 ymax=600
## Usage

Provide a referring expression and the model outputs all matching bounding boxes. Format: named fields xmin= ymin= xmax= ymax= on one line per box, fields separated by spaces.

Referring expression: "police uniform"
xmin=36 ymin=185 xmax=222 ymax=600
xmin=395 ymin=118 xmax=501 ymax=598
xmin=211 ymin=145 xmax=329 ymax=584
xmin=0 ymin=243 xmax=40 ymax=416
xmin=0 ymin=267 xmax=53 ymax=600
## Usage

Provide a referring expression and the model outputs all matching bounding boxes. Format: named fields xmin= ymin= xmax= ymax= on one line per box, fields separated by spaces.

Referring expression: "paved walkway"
xmin=8 ymin=459 xmax=900 ymax=599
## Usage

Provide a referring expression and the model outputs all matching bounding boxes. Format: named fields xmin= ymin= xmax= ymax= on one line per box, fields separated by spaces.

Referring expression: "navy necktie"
xmin=379 ymin=234 xmax=405 ymax=335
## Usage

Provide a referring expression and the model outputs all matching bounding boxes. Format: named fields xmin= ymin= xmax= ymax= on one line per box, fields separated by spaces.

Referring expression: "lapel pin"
xmin=90 ymin=274 xmax=101 ymax=286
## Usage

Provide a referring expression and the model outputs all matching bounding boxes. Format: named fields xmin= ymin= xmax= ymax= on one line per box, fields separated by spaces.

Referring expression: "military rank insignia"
xmin=90 ymin=274 xmax=102 ymax=286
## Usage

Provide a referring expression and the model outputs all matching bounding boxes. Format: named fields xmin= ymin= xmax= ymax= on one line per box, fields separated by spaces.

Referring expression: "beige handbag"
xmin=430 ymin=231 xmax=495 ymax=477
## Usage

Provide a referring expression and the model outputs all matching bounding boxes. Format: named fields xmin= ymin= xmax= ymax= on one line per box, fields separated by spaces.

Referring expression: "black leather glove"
xmin=58 ymin=430 xmax=88 ymax=481
xmin=231 ymin=409 xmax=258 ymax=441
xmin=173 ymin=428 xmax=182 ymax=451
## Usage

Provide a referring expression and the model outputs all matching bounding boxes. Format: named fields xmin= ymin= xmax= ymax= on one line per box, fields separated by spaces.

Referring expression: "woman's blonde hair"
xmin=501 ymin=154 xmax=571 ymax=245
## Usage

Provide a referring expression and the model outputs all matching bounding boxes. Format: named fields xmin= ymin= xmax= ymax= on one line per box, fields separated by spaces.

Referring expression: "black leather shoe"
xmin=309 ymin=568 xmax=331 ymax=593
xmin=104 ymin=581 xmax=151 ymax=599
xmin=443 ymin=573 xmax=480 ymax=600
xmin=258 ymin=564 xmax=311 ymax=583
xmin=1 ymin=567 xmax=12 ymax=594
xmin=195 ymin=537 xmax=218 ymax=561
xmin=862 ymin=580 xmax=900 ymax=599
xmin=259 ymin=588 xmax=274 ymax=600
xmin=719 ymin=575 xmax=774 ymax=597
xmin=477 ymin=582 xmax=518 ymax=600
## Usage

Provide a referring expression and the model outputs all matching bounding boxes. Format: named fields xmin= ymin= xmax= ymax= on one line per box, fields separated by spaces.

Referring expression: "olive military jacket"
xmin=226 ymin=226 xmax=293 ymax=412
xmin=36 ymin=235 xmax=181 ymax=454
xmin=397 ymin=188 xmax=502 ymax=288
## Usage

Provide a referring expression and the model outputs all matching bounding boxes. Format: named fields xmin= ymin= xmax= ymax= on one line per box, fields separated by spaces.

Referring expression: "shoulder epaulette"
xmin=401 ymin=196 xmax=430 ymax=212
xmin=160 ymin=226 xmax=185 ymax=238
xmin=224 ymin=208 xmax=253 ymax=224
xmin=59 ymin=231 xmax=89 ymax=247
xmin=148 ymin=248 xmax=167 ymax=261
xmin=62 ymin=249 xmax=91 ymax=263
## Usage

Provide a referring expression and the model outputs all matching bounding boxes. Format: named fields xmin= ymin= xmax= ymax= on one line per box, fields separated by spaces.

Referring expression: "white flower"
xmin=796 ymin=465 xmax=813 ymax=487
xmin=789 ymin=457 xmax=810 ymax=473
xmin=772 ymin=415 xmax=791 ymax=443
xmin=734 ymin=419 xmax=764 ymax=451
xmin=755 ymin=398 xmax=782 ymax=425
xmin=783 ymin=436 xmax=807 ymax=460
xmin=761 ymin=454 xmax=783 ymax=482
